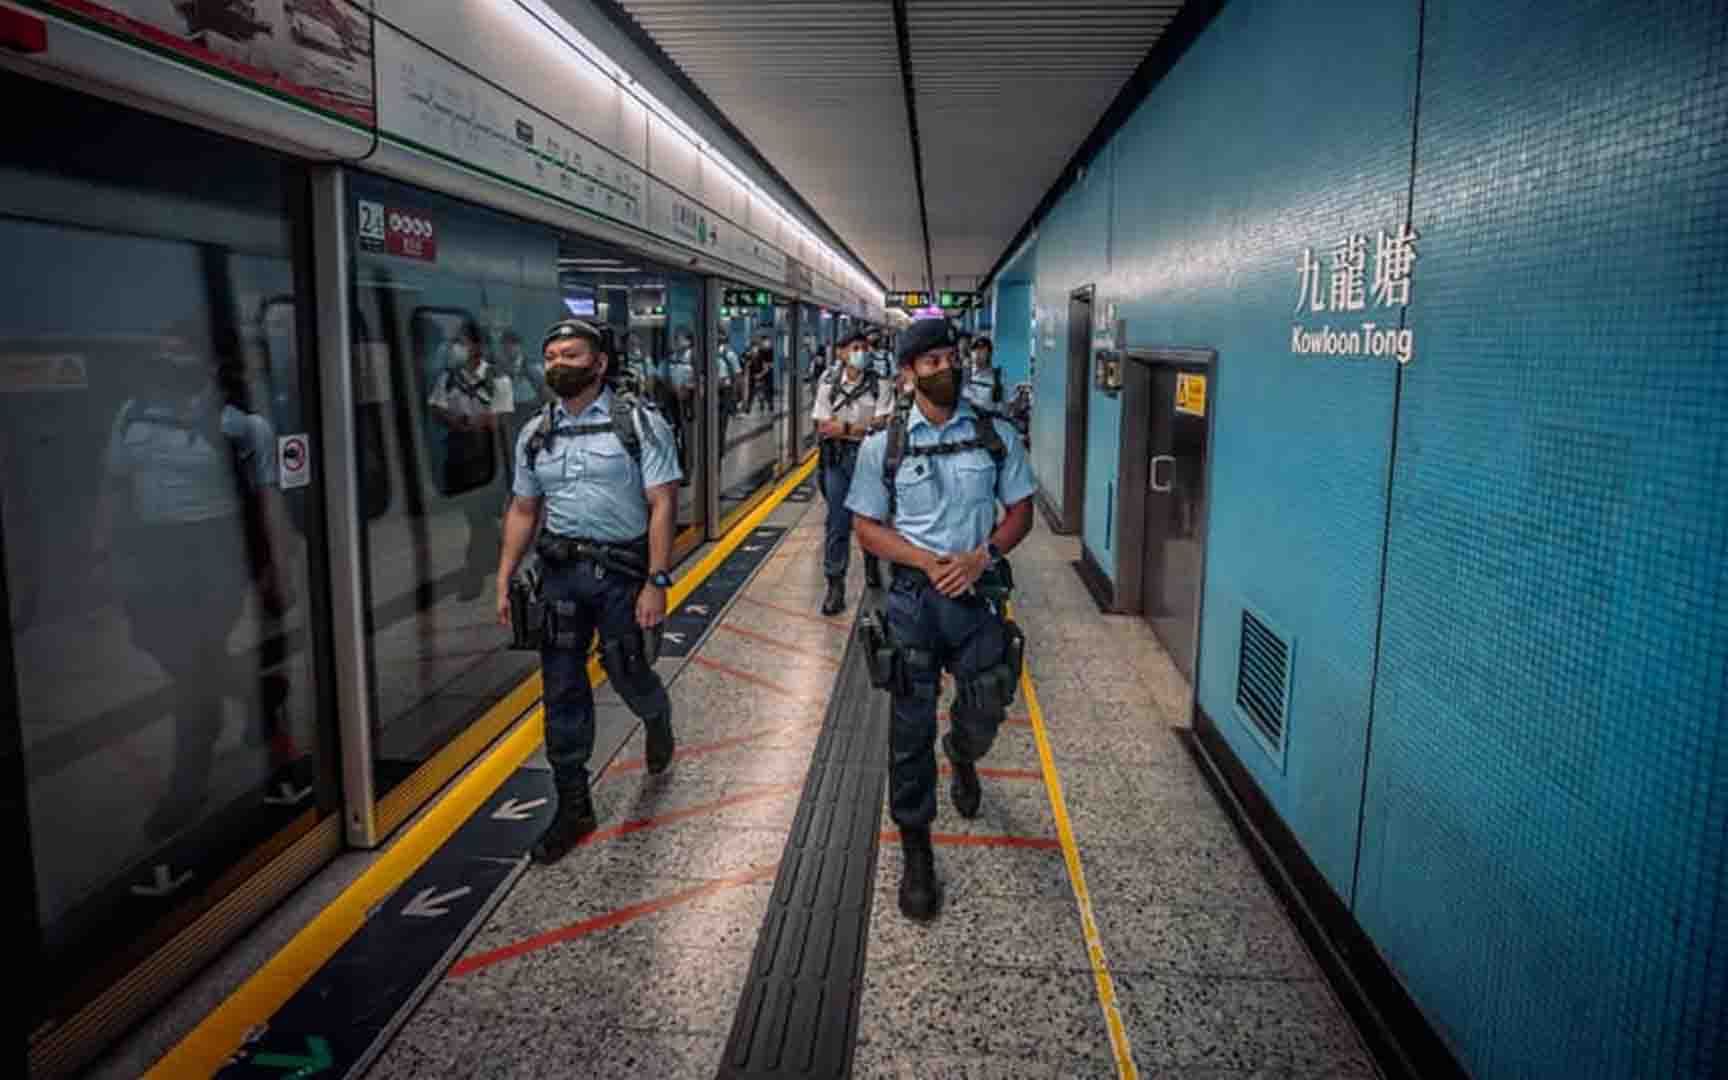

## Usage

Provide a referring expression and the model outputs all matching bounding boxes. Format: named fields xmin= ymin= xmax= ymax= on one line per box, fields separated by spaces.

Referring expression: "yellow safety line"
xmin=1015 ymin=608 xmax=1140 ymax=1079
xmin=147 ymin=455 xmax=818 ymax=1078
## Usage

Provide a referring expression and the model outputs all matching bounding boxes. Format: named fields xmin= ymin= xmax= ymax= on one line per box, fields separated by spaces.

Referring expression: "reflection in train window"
xmin=557 ymin=235 xmax=706 ymax=556
xmin=0 ymin=67 xmax=327 ymax=1029
xmin=717 ymin=284 xmax=792 ymax=530
xmin=412 ymin=307 xmax=511 ymax=498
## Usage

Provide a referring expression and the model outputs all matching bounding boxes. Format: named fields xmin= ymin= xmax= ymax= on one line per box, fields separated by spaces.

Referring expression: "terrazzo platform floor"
xmin=365 ymin=498 xmax=1378 ymax=1078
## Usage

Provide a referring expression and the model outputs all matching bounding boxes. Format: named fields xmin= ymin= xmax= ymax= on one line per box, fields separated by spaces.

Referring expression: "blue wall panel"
xmin=1352 ymin=0 xmax=1728 ymax=1075
xmin=1029 ymin=0 xmax=1418 ymax=897
xmin=1030 ymin=168 xmax=1110 ymax=519
xmin=1013 ymin=0 xmax=1727 ymax=1072
xmin=990 ymin=282 xmax=1034 ymax=391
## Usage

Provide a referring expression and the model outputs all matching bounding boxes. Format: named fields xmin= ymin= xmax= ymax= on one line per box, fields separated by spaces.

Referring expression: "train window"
xmin=0 ymin=67 xmax=327 ymax=1027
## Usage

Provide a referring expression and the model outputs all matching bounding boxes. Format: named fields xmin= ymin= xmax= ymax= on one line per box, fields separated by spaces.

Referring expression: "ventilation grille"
xmin=1236 ymin=608 xmax=1290 ymax=754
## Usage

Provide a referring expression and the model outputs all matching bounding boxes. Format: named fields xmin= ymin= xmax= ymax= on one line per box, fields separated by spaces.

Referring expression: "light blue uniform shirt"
xmin=846 ymin=401 xmax=1035 ymax=556
xmin=963 ymin=365 xmax=1000 ymax=411
xmin=105 ymin=399 xmax=277 ymax=523
xmin=512 ymin=388 xmax=682 ymax=542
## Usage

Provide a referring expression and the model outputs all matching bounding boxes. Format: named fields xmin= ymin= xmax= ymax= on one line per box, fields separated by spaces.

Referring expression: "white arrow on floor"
xmin=741 ymin=545 xmax=763 ymax=552
xmin=401 ymin=885 xmax=473 ymax=918
xmin=491 ymin=797 xmax=547 ymax=821
xmin=131 ymin=865 xmax=192 ymax=898
xmin=684 ymin=605 xmax=710 ymax=616
xmin=264 ymin=781 xmax=313 ymax=806
xmin=663 ymin=632 xmax=686 ymax=645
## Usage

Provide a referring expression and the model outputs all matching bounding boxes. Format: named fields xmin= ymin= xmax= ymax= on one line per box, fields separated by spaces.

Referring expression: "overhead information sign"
xmin=887 ymin=290 xmax=980 ymax=312
xmin=724 ymin=288 xmax=777 ymax=310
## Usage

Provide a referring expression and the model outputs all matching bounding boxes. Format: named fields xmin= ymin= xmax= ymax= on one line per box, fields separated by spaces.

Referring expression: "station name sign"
xmin=1291 ymin=225 xmax=1418 ymax=365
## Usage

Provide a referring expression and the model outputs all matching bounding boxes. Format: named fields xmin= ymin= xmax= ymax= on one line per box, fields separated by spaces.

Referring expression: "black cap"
xmin=541 ymin=319 xmax=607 ymax=354
xmin=895 ymin=317 xmax=957 ymax=366
xmin=838 ymin=331 xmax=869 ymax=349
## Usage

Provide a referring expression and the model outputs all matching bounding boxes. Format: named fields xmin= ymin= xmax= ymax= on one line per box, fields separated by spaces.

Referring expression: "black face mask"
xmin=546 ymin=364 xmax=599 ymax=398
xmin=915 ymin=368 xmax=960 ymax=408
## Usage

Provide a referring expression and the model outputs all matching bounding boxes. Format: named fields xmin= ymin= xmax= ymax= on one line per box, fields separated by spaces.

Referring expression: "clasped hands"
xmin=919 ymin=545 xmax=991 ymax=598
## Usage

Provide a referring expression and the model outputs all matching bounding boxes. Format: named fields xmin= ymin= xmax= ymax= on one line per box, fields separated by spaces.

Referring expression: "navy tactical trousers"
xmin=886 ymin=575 xmax=1009 ymax=829
xmin=820 ymin=441 xmax=880 ymax=581
xmin=540 ymin=558 xmax=670 ymax=787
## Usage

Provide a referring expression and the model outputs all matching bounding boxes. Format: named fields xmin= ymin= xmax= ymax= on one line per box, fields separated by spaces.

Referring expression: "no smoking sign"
xmin=279 ymin=434 xmax=311 ymax=491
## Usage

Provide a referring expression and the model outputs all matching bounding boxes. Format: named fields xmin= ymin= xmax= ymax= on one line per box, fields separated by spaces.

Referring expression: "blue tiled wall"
xmin=1030 ymin=168 xmax=1109 ymax=518
xmin=1036 ymin=0 xmax=1417 ymax=895
xmin=1015 ymin=0 xmax=1725 ymax=1074
xmin=990 ymin=282 xmax=1034 ymax=391
xmin=1352 ymin=1 xmax=1728 ymax=1075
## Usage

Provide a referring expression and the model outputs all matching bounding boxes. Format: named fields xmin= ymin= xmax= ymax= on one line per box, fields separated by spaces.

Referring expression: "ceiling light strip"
xmin=891 ymin=0 xmax=935 ymax=294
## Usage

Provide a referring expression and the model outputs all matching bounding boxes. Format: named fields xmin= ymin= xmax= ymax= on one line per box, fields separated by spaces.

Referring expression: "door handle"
xmin=1150 ymin=455 xmax=1175 ymax=493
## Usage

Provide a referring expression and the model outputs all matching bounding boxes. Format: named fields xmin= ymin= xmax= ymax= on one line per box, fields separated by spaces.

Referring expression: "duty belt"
xmin=536 ymin=533 xmax=649 ymax=580
xmin=892 ymin=558 xmax=1015 ymax=603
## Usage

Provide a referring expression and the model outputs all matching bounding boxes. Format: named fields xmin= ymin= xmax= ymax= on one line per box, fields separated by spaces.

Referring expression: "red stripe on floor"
xmin=607 ymin=720 xmax=822 ymax=775
xmin=880 ymin=830 xmax=1061 ymax=850
xmin=449 ymin=864 xmax=779 ymax=977
xmin=689 ymin=655 xmax=828 ymax=703
xmin=736 ymin=594 xmax=852 ymax=632
xmin=581 ymin=784 xmax=799 ymax=847
xmin=715 ymin=623 xmax=842 ymax=667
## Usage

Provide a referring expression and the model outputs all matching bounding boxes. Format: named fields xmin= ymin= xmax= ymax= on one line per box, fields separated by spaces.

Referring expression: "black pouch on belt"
xmin=1002 ymin=617 xmax=1026 ymax=682
xmin=975 ymin=558 xmax=1015 ymax=605
xmin=857 ymin=613 xmax=895 ymax=691
xmin=508 ymin=558 xmax=545 ymax=651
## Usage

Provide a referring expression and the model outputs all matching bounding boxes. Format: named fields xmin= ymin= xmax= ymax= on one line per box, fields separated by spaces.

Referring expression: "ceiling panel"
xmin=910 ymin=0 xmax=1182 ymax=287
xmin=615 ymin=0 xmax=926 ymax=291
xmin=613 ymin=0 xmax=1185 ymax=295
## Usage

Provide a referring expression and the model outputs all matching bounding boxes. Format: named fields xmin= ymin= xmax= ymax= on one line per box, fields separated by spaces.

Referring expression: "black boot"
xmin=821 ymin=577 xmax=846 ymax=616
xmin=897 ymin=827 xmax=944 ymax=920
xmin=864 ymin=558 xmax=883 ymax=590
xmin=531 ymin=778 xmax=596 ymax=864
xmin=943 ymin=732 xmax=982 ymax=819
xmin=643 ymin=711 xmax=675 ymax=775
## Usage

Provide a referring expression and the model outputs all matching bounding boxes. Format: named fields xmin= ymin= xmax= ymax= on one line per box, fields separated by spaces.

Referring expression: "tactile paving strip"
xmin=717 ymin=594 xmax=888 ymax=1079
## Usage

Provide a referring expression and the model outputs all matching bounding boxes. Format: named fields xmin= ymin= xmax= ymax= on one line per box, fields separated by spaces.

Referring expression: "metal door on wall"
xmin=1142 ymin=364 xmax=1211 ymax=683
xmin=1059 ymin=287 xmax=1093 ymax=535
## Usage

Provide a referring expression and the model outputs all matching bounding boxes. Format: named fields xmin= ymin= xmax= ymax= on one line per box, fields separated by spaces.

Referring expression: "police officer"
xmin=847 ymin=318 xmax=1036 ymax=919
xmin=495 ymin=319 xmax=682 ymax=864
xmin=812 ymin=332 xmax=892 ymax=614
xmin=427 ymin=321 xmax=513 ymax=600
xmin=963 ymin=335 xmax=1003 ymax=411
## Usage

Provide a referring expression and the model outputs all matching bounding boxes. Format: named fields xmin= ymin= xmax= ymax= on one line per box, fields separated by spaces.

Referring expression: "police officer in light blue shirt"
xmin=847 ymin=317 xmax=1036 ymax=919
xmin=98 ymin=324 xmax=295 ymax=839
xmin=962 ymin=335 xmax=1003 ymax=411
xmin=496 ymin=319 xmax=682 ymax=863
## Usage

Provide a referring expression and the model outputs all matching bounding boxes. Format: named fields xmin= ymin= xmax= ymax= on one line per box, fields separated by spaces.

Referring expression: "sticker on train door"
xmin=1175 ymin=373 xmax=1206 ymax=416
xmin=279 ymin=434 xmax=311 ymax=490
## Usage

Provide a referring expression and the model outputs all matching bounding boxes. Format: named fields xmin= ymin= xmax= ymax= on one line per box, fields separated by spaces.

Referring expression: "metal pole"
xmin=309 ymin=167 xmax=378 ymax=848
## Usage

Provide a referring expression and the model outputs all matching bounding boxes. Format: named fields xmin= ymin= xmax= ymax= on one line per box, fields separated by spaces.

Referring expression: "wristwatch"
xmin=649 ymin=571 xmax=673 ymax=589
xmin=986 ymin=543 xmax=1003 ymax=567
